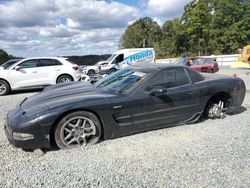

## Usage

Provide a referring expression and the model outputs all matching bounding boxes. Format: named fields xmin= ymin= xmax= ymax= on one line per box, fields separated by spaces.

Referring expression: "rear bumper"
xmin=228 ymin=79 xmax=246 ymax=113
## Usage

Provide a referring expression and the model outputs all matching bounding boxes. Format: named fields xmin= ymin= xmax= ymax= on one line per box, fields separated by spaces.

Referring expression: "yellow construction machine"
xmin=231 ymin=45 xmax=250 ymax=68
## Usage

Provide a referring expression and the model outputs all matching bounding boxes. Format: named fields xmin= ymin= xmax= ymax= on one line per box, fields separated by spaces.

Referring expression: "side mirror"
xmin=148 ymin=86 xmax=167 ymax=96
xmin=14 ymin=66 xmax=20 ymax=71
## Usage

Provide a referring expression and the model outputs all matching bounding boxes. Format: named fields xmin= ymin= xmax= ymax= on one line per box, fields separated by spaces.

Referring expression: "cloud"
xmin=40 ymin=24 xmax=80 ymax=38
xmin=0 ymin=0 xmax=191 ymax=57
xmin=0 ymin=0 xmax=140 ymax=57
xmin=0 ymin=0 xmax=58 ymax=27
xmin=146 ymin=0 xmax=192 ymax=19
xmin=55 ymin=0 xmax=140 ymax=29
xmin=0 ymin=0 xmax=139 ymax=29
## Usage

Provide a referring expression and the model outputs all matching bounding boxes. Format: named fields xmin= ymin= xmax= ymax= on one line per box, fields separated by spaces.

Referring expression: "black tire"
xmin=56 ymin=75 xmax=73 ymax=83
xmin=54 ymin=111 xmax=102 ymax=149
xmin=108 ymin=68 xmax=116 ymax=75
xmin=0 ymin=80 xmax=10 ymax=96
xmin=87 ymin=70 xmax=95 ymax=76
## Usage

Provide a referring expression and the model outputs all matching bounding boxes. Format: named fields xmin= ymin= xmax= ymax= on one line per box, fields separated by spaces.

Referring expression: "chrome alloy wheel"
xmin=0 ymin=83 xmax=6 ymax=95
xmin=60 ymin=116 xmax=97 ymax=148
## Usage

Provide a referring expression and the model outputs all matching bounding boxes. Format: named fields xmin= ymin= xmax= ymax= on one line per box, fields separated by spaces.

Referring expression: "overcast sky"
xmin=0 ymin=0 xmax=192 ymax=57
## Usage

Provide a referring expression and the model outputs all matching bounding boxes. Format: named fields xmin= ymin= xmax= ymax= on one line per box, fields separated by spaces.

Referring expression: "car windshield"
xmin=95 ymin=69 xmax=146 ymax=93
xmin=1 ymin=60 xmax=20 ymax=69
xmin=176 ymin=58 xmax=186 ymax=65
xmin=106 ymin=54 xmax=117 ymax=62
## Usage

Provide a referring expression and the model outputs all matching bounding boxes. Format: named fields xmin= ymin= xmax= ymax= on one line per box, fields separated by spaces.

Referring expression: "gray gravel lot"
xmin=0 ymin=69 xmax=250 ymax=187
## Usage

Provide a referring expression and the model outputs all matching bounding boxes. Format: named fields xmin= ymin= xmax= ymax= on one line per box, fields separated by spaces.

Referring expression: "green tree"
xmin=209 ymin=0 xmax=248 ymax=54
xmin=0 ymin=49 xmax=10 ymax=64
xmin=120 ymin=17 xmax=162 ymax=57
xmin=181 ymin=0 xmax=213 ymax=56
xmin=158 ymin=18 xmax=182 ymax=58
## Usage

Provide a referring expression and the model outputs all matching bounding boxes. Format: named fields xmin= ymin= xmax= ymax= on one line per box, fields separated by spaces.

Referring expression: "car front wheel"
xmin=108 ymin=68 xmax=116 ymax=75
xmin=54 ymin=111 xmax=102 ymax=149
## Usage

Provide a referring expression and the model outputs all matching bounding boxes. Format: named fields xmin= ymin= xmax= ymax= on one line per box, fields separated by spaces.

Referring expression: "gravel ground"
xmin=0 ymin=70 xmax=250 ymax=187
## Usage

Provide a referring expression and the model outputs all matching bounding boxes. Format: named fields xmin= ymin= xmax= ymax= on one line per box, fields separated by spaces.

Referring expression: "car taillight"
xmin=72 ymin=66 xmax=79 ymax=71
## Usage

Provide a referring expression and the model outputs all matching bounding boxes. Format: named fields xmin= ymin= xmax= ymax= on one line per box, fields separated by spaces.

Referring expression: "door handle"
xmin=55 ymin=69 xmax=60 ymax=71
xmin=32 ymin=71 xmax=37 ymax=73
xmin=113 ymin=105 xmax=122 ymax=109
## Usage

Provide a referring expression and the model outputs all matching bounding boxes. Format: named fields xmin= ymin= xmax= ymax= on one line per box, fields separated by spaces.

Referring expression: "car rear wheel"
xmin=57 ymin=75 xmax=73 ymax=83
xmin=55 ymin=111 xmax=102 ymax=149
xmin=0 ymin=80 xmax=10 ymax=96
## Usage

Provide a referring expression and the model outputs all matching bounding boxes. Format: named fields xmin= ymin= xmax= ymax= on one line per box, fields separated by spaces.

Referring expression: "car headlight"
xmin=13 ymin=132 xmax=34 ymax=140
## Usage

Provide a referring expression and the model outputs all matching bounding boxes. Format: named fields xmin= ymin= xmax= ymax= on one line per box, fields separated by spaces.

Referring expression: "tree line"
xmin=120 ymin=0 xmax=250 ymax=58
xmin=0 ymin=49 xmax=110 ymax=66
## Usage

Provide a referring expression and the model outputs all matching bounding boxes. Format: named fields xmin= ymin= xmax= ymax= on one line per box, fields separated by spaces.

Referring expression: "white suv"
xmin=0 ymin=57 xmax=81 ymax=95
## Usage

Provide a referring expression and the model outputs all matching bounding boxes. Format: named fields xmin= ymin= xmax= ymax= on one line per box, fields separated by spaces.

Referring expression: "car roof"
xmin=20 ymin=57 xmax=68 ymax=61
xmin=129 ymin=62 xmax=185 ymax=73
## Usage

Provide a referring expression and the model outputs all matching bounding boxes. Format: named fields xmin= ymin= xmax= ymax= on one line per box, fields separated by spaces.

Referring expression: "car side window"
xmin=38 ymin=59 xmax=62 ymax=67
xmin=185 ymin=68 xmax=204 ymax=83
xmin=112 ymin=54 xmax=124 ymax=64
xmin=18 ymin=60 xmax=38 ymax=69
xmin=146 ymin=68 xmax=191 ymax=90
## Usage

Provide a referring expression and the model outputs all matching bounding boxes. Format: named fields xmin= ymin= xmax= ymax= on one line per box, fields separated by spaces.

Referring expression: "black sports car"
xmin=4 ymin=64 xmax=245 ymax=150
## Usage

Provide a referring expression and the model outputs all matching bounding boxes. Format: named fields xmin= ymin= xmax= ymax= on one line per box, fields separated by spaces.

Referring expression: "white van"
xmin=99 ymin=48 xmax=155 ymax=74
xmin=82 ymin=48 xmax=155 ymax=75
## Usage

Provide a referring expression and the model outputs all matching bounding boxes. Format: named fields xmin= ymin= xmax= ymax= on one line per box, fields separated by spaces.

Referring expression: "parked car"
xmin=81 ymin=61 xmax=105 ymax=76
xmin=5 ymin=64 xmax=245 ymax=150
xmin=178 ymin=57 xmax=219 ymax=73
xmin=0 ymin=59 xmax=23 ymax=70
xmin=0 ymin=57 xmax=81 ymax=96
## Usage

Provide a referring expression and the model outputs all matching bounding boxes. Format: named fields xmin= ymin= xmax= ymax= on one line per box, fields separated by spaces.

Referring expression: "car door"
xmin=132 ymin=67 xmax=200 ymax=129
xmin=36 ymin=59 xmax=63 ymax=85
xmin=10 ymin=59 xmax=40 ymax=89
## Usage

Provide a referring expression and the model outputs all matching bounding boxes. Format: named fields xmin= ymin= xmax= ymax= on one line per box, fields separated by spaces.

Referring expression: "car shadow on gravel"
xmin=227 ymin=106 xmax=247 ymax=116
xmin=9 ymin=89 xmax=43 ymax=95
xmin=191 ymin=105 xmax=247 ymax=124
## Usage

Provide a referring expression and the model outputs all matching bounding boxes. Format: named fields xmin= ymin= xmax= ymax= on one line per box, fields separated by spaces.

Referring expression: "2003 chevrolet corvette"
xmin=4 ymin=64 xmax=245 ymax=150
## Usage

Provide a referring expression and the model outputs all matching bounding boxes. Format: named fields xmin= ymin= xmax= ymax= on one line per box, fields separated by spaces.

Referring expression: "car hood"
xmin=21 ymin=82 xmax=113 ymax=112
xmin=85 ymin=65 xmax=97 ymax=69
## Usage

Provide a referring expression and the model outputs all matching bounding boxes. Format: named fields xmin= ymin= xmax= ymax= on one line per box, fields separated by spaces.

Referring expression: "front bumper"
xmin=73 ymin=73 xmax=82 ymax=81
xmin=4 ymin=108 xmax=51 ymax=149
